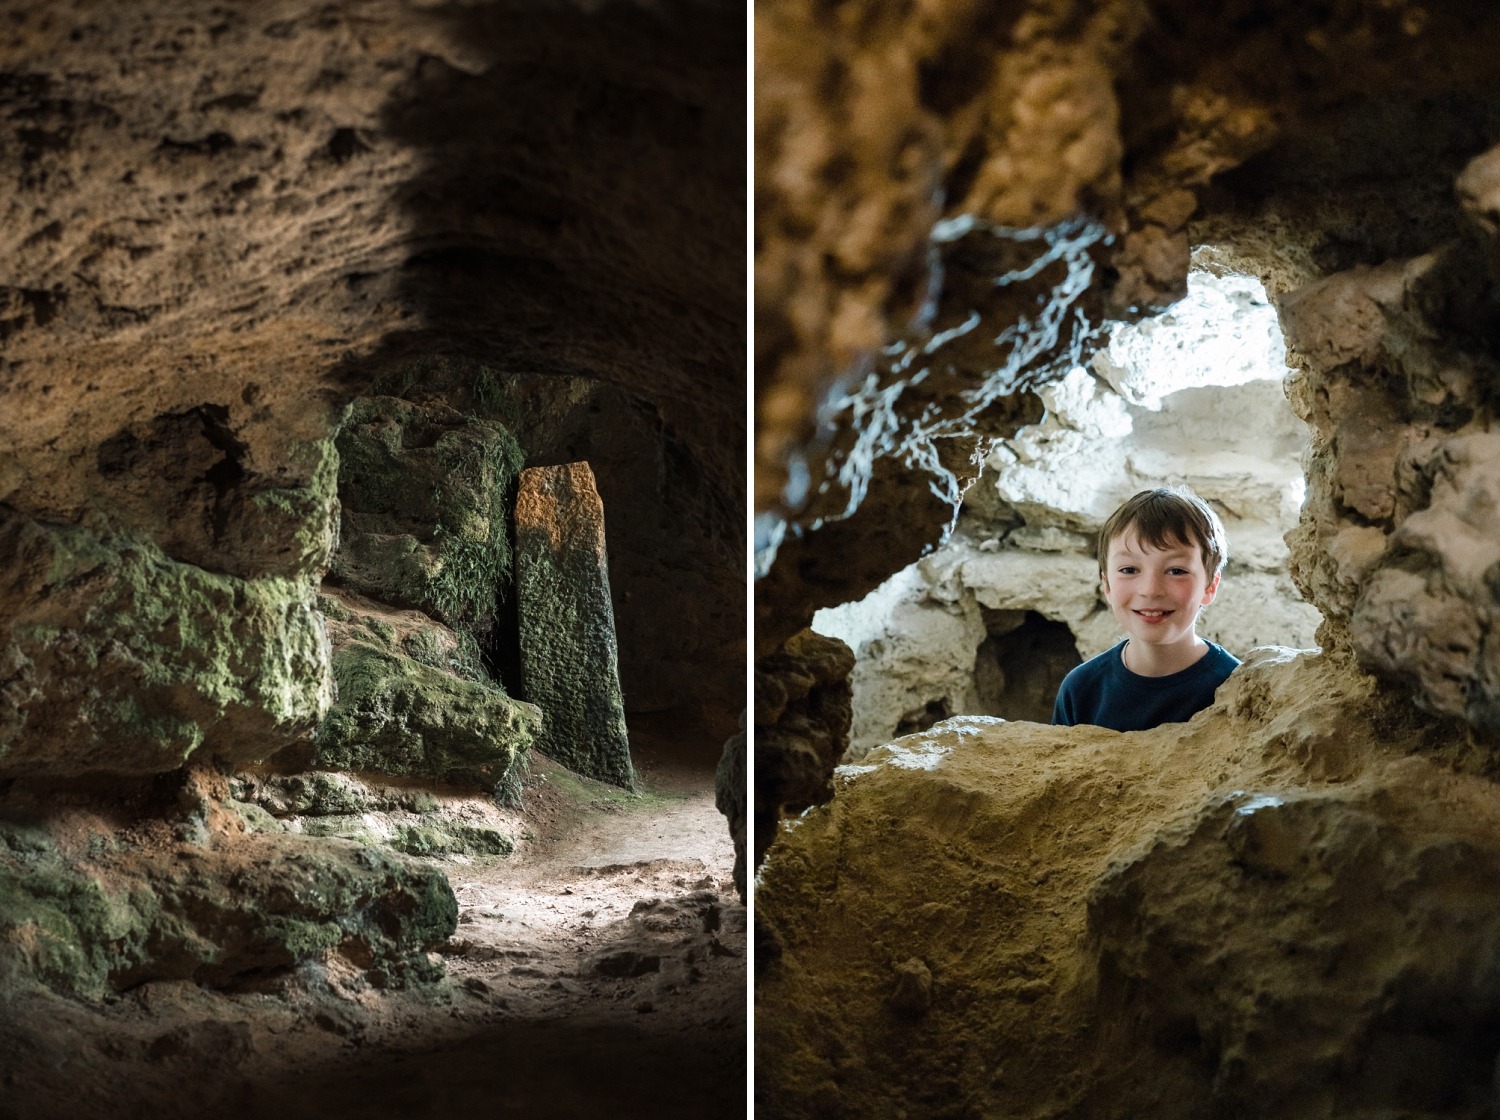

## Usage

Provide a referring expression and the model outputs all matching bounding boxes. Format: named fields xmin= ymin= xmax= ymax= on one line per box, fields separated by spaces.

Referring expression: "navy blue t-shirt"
xmin=1051 ymin=640 xmax=1239 ymax=732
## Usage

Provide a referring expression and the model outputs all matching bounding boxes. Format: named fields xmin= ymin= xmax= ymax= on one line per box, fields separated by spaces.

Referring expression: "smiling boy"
xmin=1052 ymin=486 xmax=1240 ymax=732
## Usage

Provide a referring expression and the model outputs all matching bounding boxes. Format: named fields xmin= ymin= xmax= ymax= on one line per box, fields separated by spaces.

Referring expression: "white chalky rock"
xmin=819 ymin=269 xmax=1324 ymax=756
xmin=1093 ymin=270 xmax=1290 ymax=408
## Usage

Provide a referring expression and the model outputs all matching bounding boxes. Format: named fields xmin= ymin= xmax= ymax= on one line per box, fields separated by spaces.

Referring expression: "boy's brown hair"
xmin=1097 ymin=486 xmax=1228 ymax=582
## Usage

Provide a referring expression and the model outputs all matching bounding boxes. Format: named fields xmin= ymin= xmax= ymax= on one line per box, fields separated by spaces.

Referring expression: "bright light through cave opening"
xmin=814 ymin=259 xmax=1324 ymax=758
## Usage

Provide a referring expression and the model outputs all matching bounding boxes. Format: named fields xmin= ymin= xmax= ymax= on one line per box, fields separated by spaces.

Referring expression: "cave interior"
xmin=754 ymin=2 xmax=1500 ymax=1117
xmin=0 ymin=2 xmax=745 ymax=1117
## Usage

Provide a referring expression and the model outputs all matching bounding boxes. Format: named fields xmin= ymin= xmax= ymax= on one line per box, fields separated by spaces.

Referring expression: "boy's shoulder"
xmin=1198 ymin=640 xmax=1241 ymax=678
xmin=1057 ymin=642 xmax=1127 ymax=695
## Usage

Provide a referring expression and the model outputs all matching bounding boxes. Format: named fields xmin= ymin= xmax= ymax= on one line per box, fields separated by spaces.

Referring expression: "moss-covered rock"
xmin=330 ymin=396 xmax=524 ymax=645
xmin=240 ymin=771 xmax=373 ymax=817
xmin=0 ymin=514 xmax=334 ymax=777
xmin=83 ymin=417 xmax=340 ymax=584
xmin=230 ymin=771 xmax=515 ymax=858
xmin=315 ymin=641 xmax=539 ymax=789
xmin=389 ymin=821 xmax=514 ymax=858
xmin=0 ymin=824 xmax=456 ymax=1000
xmin=516 ymin=462 xmax=635 ymax=788
xmin=318 ymin=589 xmax=487 ymax=684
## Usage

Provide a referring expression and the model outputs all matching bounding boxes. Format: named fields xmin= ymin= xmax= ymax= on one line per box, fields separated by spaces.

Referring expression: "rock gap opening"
xmin=814 ymin=264 xmax=1322 ymax=756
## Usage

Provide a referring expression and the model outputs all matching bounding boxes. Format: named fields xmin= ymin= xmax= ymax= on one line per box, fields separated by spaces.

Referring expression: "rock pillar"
xmin=515 ymin=462 xmax=634 ymax=788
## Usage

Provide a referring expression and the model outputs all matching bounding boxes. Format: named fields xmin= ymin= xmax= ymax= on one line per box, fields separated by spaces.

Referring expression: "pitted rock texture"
xmin=309 ymin=589 xmax=539 ymax=791
xmin=1274 ymin=142 xmax=1500 ymax=727
xmin=0 ymin=775 xmax=457 ymax=1001
xmin=330 ymin=395 xmax=524 ymax=647
xmin=231 ymin=769 xmax=518 ymax=859
xmin=755 ymin=650 xmax=1498 ymax=1118
xmin=376 ymin=360 xmax=745 ymax=744
xmin=752 ymin=630 xmax=855 ymax=875
xmin=516 ymin=463 xmax=634 ymax=790
xmin=0 ymin=513 xmax=333 ymax=777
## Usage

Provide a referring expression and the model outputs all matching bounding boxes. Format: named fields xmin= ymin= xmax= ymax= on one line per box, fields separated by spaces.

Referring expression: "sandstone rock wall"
xmin=2 ymin=0 xmax=744 ymax=787
xmin=756 ymin=650 xmax=1495 ymax=1118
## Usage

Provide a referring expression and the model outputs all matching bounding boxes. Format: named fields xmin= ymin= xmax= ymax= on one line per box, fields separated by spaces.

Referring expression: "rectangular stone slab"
xmin=516 ymin=461 xmax=634 ymax=788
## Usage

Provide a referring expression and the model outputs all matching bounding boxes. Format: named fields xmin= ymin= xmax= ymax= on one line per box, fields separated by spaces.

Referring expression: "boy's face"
xmin=1101 ymin=530 xmax=1221 ymax=653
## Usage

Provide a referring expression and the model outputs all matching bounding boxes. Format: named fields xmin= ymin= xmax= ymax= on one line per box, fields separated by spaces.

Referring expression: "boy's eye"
xmin=1117 ymin=566 xmax=1138 ymax=575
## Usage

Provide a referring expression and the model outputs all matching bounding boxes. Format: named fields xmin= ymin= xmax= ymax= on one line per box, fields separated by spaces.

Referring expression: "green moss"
xmin=0 ymin=828 xmax=459 ymax=1000
xmin=0 ymin=520 xmax=333 ymax=775
xmin=314 ymin=642 xmax=539 ymax=790
xmin=368 ymin=356 xmax=523 ymax=432
xmin=252 ymin=772 xmax=373 ymax=817
xmin=389 ymin=821 xmax=513 ymax=858
xmin=403 ymin=790 xmax=440 ymax=814
xmin=536 ymin=763 xmax=679 ymax=813
xmin=402 ymin=625 xmax=441 ymax=664
xmin=229 ymin=799 xmax=285 ymax=833
xmin=300 ymin=815 xmax=384 ymax=846
xmin=330 ymin=396 xmax=524 ymax=649
xmin=316 ymin=593 xmax=352 ymax=622
xmin=261 ymin=916 xmax=343 ymax=959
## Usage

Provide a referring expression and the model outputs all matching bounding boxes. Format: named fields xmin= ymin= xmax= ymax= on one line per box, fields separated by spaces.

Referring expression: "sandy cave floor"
xmin=1 ymin=738 xmax=746 ymax=1120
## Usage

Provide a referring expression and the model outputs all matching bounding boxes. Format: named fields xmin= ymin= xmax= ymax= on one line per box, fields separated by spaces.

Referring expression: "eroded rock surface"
xmin=330 ymin=395 xmax=524 ymax=645
xmin=752 ymin=630 xmax=855 ymax=874
xmin=0 ymin=770 xmax=456 ymax=1001
xmin=756 ymin=651 xmax=1495 ymax=1117
xmin=310 ymin=590 xmax=539 ymax=791
xmin=0 ymin=513 xmax=333 ymax=776
xmin=1276 ymin=140 xmax=1500 ymax=726
xmin=517 ymin=462 xmax=634 ymax=790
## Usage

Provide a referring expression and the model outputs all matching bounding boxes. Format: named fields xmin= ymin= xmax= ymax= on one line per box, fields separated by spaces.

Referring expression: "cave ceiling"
xmin=1 ymin=0 xmax=745 ymax=542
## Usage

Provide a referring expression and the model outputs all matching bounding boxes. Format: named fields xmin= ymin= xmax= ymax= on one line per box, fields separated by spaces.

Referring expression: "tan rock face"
xmin=1278 ymin=154 xmax=1500 ymax=724
xmin=756 ymin=651 xmax=1499 ymax=1116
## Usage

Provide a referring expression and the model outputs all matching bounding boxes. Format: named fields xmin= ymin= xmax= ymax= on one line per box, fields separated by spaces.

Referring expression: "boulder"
xmin=312 ymin=596 xmax=539 ymax=790
xmin=0 ymin=514 xmax=333 ymax=777
xmin=330 ymin=396 xmax=524 ymax=646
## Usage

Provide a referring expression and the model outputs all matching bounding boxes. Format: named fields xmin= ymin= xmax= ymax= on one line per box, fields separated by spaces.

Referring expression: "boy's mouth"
xmin=1134 ymin=609 xmax=1172 ymax=621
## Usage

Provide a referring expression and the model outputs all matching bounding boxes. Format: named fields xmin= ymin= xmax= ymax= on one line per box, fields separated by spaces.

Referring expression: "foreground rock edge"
xmin=755 ymin=648 xmax=1498 ymax=1118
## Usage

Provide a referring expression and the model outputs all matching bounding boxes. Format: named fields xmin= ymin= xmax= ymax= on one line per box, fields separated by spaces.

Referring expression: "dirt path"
xmin=4 ymin=746 xmax=746 ymax=1120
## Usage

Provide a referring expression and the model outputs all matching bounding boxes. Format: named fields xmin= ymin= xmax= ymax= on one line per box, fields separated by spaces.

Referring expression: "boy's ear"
xmin=1201 ymin=571 xmax=1222 ymax=605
